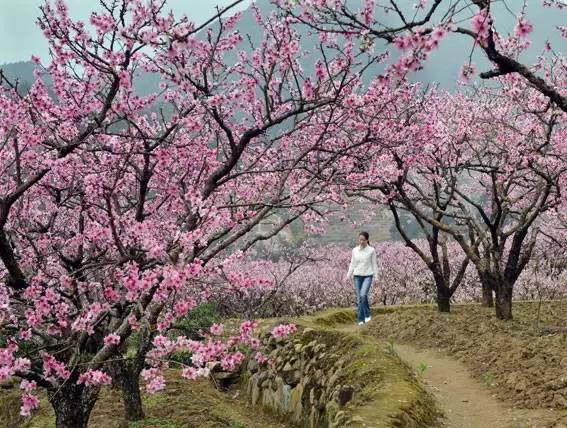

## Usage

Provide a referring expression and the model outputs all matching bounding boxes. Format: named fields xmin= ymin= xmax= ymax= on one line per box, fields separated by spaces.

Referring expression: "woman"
xmin=346 ymin=231 xmax=378 ymax=325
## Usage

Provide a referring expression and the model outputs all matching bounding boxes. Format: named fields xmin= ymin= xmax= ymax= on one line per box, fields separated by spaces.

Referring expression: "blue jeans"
xmin=354 ymin=275 xmax=372 ymax=322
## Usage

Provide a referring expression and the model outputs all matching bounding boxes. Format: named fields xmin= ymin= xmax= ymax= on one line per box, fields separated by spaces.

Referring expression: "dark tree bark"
xmin=120 ymin=365 xmax=144 ymax=421
xmin=385 ymin=204 xmax=471 ymax=314
xmin=494 ymin=282 xmax=513 ymax=320
xmin=48 ymin=382 xmax=99 ymax=428
xmin=481 ymin=281 xmax=494 ymax=308
xmin=109 ymin=360 xmax=145 ymax=421
xmin=108 ymin=306 xmax=160 ymax=422
xmin=434 ymin=275 xmax=452 ymax=313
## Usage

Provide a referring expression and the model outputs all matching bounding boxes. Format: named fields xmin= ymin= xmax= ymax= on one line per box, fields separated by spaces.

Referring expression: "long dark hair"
xmin=359 ymin=231 xmax=370 ymax=243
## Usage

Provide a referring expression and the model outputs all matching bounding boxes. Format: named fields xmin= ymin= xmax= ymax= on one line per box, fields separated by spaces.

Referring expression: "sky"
xmin=0 ymin=0 xmax=252 ymax=64
xmin=1 ymin=0 xmax=566 ymax=89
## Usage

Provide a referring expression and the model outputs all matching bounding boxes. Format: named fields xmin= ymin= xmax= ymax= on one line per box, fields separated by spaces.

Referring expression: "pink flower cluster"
xmin=0 ymin=343 xmax=31 ymax=382
xmin=19 ymin=380 xmax=39 ymax=417
xmin=514 ymin=17 xmax=534 ymax=38
xmin=459 ymin=63 xmax=477 ymax=82
xmin=181 ymin=366 xmax=210 ymax=380
xmin=471 ymin=8 xmax=492 ymax=45
xmin=271 ymin=323 xmax=298 ymax=338
xmin=141 ymin=368 xmax=166 ymax=394
xmin=20 ymin=393 xmax=40 ymax=417
xmin=103 ymin=333 xmax=121 ymax=346
xmin=139 ymin=320 xmax=269 ymax=394
xmin=42 ymin=354 xmax=70 ymax=382
xmin=77 ymin=370 xmax=112 ymax=386
xmin=209 ymin=323 xmax=224 ymax=336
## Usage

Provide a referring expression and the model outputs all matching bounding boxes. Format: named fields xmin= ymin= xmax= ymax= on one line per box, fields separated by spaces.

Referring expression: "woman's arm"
xmin=371 ymin=248 xmax=379 ymax=281
xmin=346 ymin=248 xmax=355 ymax=279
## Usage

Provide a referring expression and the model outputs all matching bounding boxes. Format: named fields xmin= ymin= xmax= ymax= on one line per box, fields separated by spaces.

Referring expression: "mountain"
xmin=2 ymin=1 xmax=565 ymax=92
xmin=0 ymin=61 xmax=38 ymax=92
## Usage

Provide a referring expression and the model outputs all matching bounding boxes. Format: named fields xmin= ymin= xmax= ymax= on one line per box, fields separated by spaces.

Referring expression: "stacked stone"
xmin=244 ymin=328 xmax=356 ymax=428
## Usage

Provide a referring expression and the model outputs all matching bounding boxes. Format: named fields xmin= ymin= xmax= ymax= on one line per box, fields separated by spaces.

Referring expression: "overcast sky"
xmin=0 ymin=0 xmax=252 ymax=64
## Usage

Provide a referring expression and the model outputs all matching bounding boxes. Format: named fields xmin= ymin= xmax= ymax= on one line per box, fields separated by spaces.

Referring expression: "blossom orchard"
xmin=210 ymin=246 xmax=355 ymax=318
xmin=209 ymin=241 xmax=466 ymax=316
xmin=218 ymin=239 xmax=564 ymax=318
xmin=273 ymin=0 xmax=567 ymax=319
xmin=318 ymin=62 xmax=565 ymax=318
xmin=0 ymin=0 xmax=365 ymax=426
xmin=1 ymin=0 xmax=566 ymax=426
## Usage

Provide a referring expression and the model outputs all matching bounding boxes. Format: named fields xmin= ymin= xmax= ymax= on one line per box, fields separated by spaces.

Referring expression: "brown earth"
xmin=1 ymin=371 xmax=287 ymax=428
xmin=366 ymin=301 xmax=567 ymax=412
xmin=2 ymin=301 xmax=565 ymax=427
xmin=394 ymin=343 xmax=566 ymax=428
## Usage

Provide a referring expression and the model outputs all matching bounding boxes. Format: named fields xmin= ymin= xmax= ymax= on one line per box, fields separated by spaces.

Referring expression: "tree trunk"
xmin=49 ymin=382 xmax=99 ymax=428
xmin=434 ymin=277 xmax=451 ymax=313
xmin=109 ymin=360 xmax=145 ymax=421
xmin=495 ymin=283 xmax=513 ymax=320
xmin=120 ymin=368 xmax=144 ymax=421
xmin=481 ymin=280 xmax=494 ymax=308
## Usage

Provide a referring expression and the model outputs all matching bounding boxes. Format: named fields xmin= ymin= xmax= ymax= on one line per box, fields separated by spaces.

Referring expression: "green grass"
xmin=278 ymin=308 xmax=443 ymax=427
xmin=482 ymin=371 xmax=495 ymax=387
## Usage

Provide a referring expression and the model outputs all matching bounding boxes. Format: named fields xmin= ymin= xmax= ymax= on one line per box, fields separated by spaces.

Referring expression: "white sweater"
xmin=347 ymin=245 xmax=379 ymax=278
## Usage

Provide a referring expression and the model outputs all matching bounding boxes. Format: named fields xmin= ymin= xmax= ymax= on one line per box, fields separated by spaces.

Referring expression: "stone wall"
xmin=240 ymin=310 xmax=442 ymax=427
xmin=243 ymin=327 xmax=361 ymax=427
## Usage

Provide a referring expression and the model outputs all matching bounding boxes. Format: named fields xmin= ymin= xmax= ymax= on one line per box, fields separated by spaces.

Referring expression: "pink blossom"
xmin=19 ymin=329 xmax=32 ymax=341
xmin=141 ymin=368 xmax=166 ymax=394
xmin=459 ymin=63 xmax=476 ymax=81
xmin=249 ymin=337 xmax=262 ymax=349
xmin=20 ymin=393 xmax=40 ymax=417
xmin=181 ymin=366 xmax=210 ymax=380
xmin=220 ymin=351 xmax=245 ymax=371
xmin=77 ymin=369 xmax=112 ymax=386
xmin=471 ymin=9 xmax=492 ymax=45
xmin=429 ymin=26 xmax=446 ymax=42
xmin=302 ymin=77 xmax=314 ymax=99
xmin=20 ymin=380 xmax=37 ymax=392
xmin=271 ymin=323 xmax=298 ymax=338
xmin=128 ymin=314 xmax=141 ymax=330
xmin=42 ymin=354 xmax=70 ymax=381
xmin=13 ymin=358 xmax=31 ymax=373
xmin=103 ymin=333 xmax=121 ymax=346
xmin=209 ymin=323 xmax=224 ymax=336
xmin=514 ymin=17 xmax=533 ymax=38
xmin=254 ymin=352 xmax=269 ymax=365
xmin=239 ymin=320 xmax=257 ymax=340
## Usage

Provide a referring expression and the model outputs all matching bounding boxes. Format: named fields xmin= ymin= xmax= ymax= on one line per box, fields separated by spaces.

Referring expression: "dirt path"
xmin=392 ymin=342 xmax=567 ymax=428
xmin=335 ymin=322 xmax=566 ymax=428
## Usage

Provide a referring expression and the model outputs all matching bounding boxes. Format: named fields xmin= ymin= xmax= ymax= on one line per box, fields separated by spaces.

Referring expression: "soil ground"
xmin=1 ymin=371 xmax=286 ymax=428
xmin=361 ymin=300 xmax=567 ymax=427
xmin=395 ymin=343 xmax=566 ymax=428
xmin=2 ymin=301 xmax=565 ymax=427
